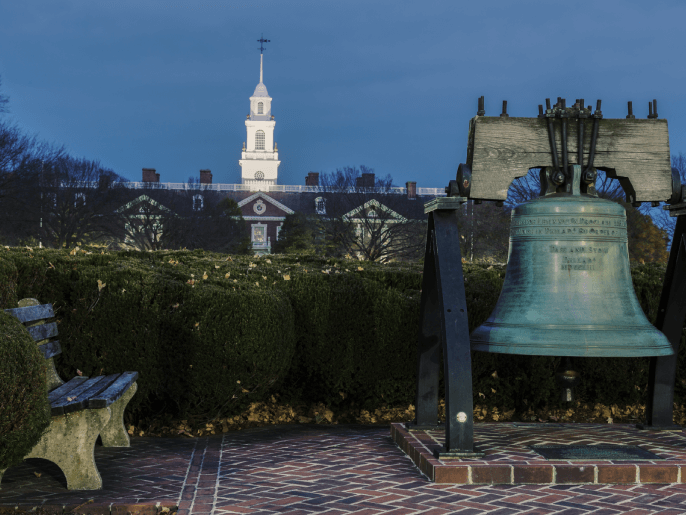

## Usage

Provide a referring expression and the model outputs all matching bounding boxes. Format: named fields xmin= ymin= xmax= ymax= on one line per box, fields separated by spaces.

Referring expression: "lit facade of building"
xmin=238 ymin=53 xmax=280 ymax=191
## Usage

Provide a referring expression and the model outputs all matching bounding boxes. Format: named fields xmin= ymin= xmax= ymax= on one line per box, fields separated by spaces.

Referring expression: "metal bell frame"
xmin=408 ymin=98 xmax=686 ymax=458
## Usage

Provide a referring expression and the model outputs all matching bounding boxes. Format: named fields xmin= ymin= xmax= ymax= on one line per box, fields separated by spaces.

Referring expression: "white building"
xmin=239 ymin=52 xmax=280 ymax=190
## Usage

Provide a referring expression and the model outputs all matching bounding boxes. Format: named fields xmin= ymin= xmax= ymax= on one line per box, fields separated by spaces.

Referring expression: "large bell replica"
xmin=407 ymin=96 xmax=686 ymax=459
xmin=470 ymin=163 xmax=673 ymax=358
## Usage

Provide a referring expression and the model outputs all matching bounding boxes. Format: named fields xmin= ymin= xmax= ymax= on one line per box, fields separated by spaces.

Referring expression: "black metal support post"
xmin=638 ymin=214 xmax=686 ymax=431
xmin=405 ymin=215 xmax=443 ymax=431
xmin=406 ymin=197 xmax=484 ymax=458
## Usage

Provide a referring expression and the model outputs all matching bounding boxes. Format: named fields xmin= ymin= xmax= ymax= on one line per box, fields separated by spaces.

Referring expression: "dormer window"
xmin=257 ymin=102 xmax=264 ymax=114
xmin=315 ymin=197 xmax=326 ymax=215
xmin=193 ymin=194 xmax=204 ymax=211
xmin=255 ymin=130 xmax=265 ymax=150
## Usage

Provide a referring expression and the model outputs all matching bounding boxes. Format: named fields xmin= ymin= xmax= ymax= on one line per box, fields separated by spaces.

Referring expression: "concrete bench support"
xmin=0 ymin=407 xmax=111 ymax=490
xmin=100 ymin=381 xmax=137 ymax=447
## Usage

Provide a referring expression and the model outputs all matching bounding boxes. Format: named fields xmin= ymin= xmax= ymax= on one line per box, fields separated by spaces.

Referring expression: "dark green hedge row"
xmin=0 ymin=248 xmax=683 ymax=427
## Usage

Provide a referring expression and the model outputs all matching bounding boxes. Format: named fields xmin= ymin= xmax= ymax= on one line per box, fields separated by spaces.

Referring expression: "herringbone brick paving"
xmin=1 ymin=424 xmax=686 ymax=514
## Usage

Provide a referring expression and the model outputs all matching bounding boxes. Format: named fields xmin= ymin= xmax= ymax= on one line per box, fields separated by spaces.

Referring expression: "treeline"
xmin=0 ymin=75 xmax=677 ymax=262
xmin=0 ymin=77 xmax=251 ymax=253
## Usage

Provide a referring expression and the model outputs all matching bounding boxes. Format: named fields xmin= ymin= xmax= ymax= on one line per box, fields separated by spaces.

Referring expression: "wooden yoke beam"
xmin=466 ymin=116 xmax=672 ymax=202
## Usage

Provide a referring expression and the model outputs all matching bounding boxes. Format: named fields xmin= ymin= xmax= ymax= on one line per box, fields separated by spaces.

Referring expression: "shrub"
xmin=0 ymin=310 xmax=51 ymax=470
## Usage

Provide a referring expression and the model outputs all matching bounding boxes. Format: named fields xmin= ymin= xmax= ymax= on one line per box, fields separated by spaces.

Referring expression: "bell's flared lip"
xmin=470 ymin=323 xmax=674 ymax=357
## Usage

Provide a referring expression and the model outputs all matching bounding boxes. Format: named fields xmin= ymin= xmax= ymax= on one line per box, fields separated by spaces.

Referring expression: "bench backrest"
xmin=4 ymin=298 xmax=62 ymax=360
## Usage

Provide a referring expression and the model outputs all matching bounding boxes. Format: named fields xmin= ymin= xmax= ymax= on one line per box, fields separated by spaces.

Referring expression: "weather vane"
xmin=257 ymin=34 xmax=270 ymax=54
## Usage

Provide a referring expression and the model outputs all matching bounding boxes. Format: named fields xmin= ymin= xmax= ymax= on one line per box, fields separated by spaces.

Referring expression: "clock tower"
xmin=239 ymin=39 xmax=280 ymax=190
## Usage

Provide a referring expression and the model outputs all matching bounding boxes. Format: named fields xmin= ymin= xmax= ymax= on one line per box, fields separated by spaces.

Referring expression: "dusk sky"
xmin=1 ymin=0 xmax=684 ymax=191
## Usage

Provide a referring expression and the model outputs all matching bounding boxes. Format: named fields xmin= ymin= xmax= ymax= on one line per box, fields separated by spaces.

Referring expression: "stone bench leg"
xmin=0 ymin=407 xmax=111 ymax=491
xmin=100 ymin=381 xmax=137 ymax=447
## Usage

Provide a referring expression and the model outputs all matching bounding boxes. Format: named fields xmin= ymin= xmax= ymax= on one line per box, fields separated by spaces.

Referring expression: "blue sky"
xmin=0 ymin=0 xmax=684 ymax=190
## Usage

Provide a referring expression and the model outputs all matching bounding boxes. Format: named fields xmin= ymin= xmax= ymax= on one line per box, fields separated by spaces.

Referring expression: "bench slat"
xmin=38 ymin=340 xmax=62 ymax=359
xmin=48 ymin=376 xmax=90 ymax=404
xmin=64 ymin=374 xmax=121 ymax=415
xmin=51 ymin=376 xmax=104 ymax=416
xmin=88 ymin=372 xmax=138 ymax=408
xmin=26 ymin=322 xmax=58 ymax=342
xmin=4 ymin=304 xmax=54 ymax=323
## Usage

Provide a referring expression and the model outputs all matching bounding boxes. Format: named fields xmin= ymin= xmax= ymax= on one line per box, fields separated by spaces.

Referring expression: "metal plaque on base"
xmin=404 ymin=420 xmax=446 ymax=432
xmin=434 ymin=445 xmax=486 ymax=459
xmin=531 ymin=444 xmax=663 ymax=461
xmin=512 ymin=423 xmax=564 ymax=428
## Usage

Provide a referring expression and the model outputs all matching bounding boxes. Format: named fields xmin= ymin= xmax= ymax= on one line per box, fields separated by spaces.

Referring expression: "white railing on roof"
xmin=59 ymin=181 xmax=447 ymax=196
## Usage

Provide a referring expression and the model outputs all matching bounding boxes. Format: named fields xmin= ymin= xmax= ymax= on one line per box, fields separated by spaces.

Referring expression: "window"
xmin=193 ymin=194 xmax=204 ymax=211
xmin=254 ymin=171 xmax=264 ymax=181
xmin=74 ymin=192 xmax=86 ymax=207
xmin=255 ymin=130 xmax=265 ymax=150
xmin=276 ymin=224 xmax=282 ymax=241
xmin=368 ymin=209 xmax=378 ymax=218
xmin=257 ymin=102 xmax=264 ymax=114
xmin=253 ymin=225 xmax=265 ymax=243
xmin=46 ymin=193 xmax=57 ymax=208
xmin=315 ymin=197 xmax=326 ymax=215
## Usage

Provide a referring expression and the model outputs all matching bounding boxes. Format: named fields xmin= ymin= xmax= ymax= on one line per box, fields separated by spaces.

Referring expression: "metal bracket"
xmin=410 ymin=198 xmax=484 ymax=458
xmin=663 ymin=167 xmax=686 ymax=217
xmin=638 ymin=215 xmax=686 ymax=431
xmin=541 ymin=98 xmax=601 ymax=196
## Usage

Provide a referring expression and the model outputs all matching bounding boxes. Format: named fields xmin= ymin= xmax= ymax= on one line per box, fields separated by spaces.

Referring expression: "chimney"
xmin=406 ymin=181 xmax=417 ymax=200
xmin=200 ymin=169 xmax=213 ymax=184
xmin=142 ymin=168 xmax=159 ymax=183
xmin=305 ymin=172 xmax=320 ymax=186
xmin=356 ymin=172 xmax=375 ymax=189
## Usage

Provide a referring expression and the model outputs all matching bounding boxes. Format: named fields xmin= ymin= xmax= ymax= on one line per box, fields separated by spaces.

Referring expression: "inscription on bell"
xmin=511 ymin=215 xmax=627 ymax=239
xmin=549 ymin=245 xmax=609 ymax=254
xmin=511 ymin=216 xmax=626 ymax=228
xmin=511 ymin=226 xmax=621 ymax=237
xmin=560 ymin=256 xmax=598 ymax=271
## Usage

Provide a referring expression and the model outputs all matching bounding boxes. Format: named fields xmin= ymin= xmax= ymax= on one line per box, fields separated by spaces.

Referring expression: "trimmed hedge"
xmin=0 ymin=248 xmax=683 ymax=426
xmin=0 ymin=310 xmax=51 ymax=470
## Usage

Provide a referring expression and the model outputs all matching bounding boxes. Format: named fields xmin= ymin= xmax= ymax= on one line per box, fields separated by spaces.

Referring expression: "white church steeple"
xmin=239 ymin=35 xmax=280 ymax=190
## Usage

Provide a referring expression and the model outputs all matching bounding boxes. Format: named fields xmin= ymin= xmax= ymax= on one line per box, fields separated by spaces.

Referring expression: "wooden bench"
xmin=0 ymin=298 xmax=139 ymax=490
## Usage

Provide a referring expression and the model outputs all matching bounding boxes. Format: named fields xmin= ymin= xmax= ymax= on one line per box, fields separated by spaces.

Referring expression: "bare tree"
xmin=0 ymin=75 xmax=9 ymax=115
xmin=0 ymin=78 xmax=68 ymax=245
xmin=457 ymin=200 xmax=511 ymax=263
xmin=633 ymin=153 xmax=686 ymax=251
xmin=0 ymin=129 xmax=66 ymax=245
xmin=317 ymin=165 xmax=425 ymax=262
xmin=38 ymin=156 xmax=129 ymax=248
xmin=114 ymin=188 xmax=174 ymax=251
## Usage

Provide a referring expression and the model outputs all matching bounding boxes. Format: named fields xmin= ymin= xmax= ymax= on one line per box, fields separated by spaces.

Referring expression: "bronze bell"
xmin=470 ymin=165 xmax=673 ymax=358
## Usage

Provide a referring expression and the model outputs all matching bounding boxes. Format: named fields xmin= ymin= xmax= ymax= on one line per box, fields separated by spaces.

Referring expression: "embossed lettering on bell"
xmin=470 ymin=165 xmax=673 ymax=358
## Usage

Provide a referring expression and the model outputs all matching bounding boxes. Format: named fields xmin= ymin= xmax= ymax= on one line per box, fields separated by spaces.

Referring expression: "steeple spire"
xmin=257 ymin=34 xmax=270 ymax=84
xmin=240 ymin=34 xmax=280 ymax=190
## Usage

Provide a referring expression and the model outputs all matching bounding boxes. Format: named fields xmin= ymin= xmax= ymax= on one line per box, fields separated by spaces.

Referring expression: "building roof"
xmin=220 ymin=190 xmax=434 ymax=220
xmin=252 ymin=82 xmax=269 ymax=98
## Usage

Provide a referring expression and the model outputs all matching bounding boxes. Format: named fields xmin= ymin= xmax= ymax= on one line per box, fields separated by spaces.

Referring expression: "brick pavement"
xmin=1 ymin=423 xmax=686 ymax=514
